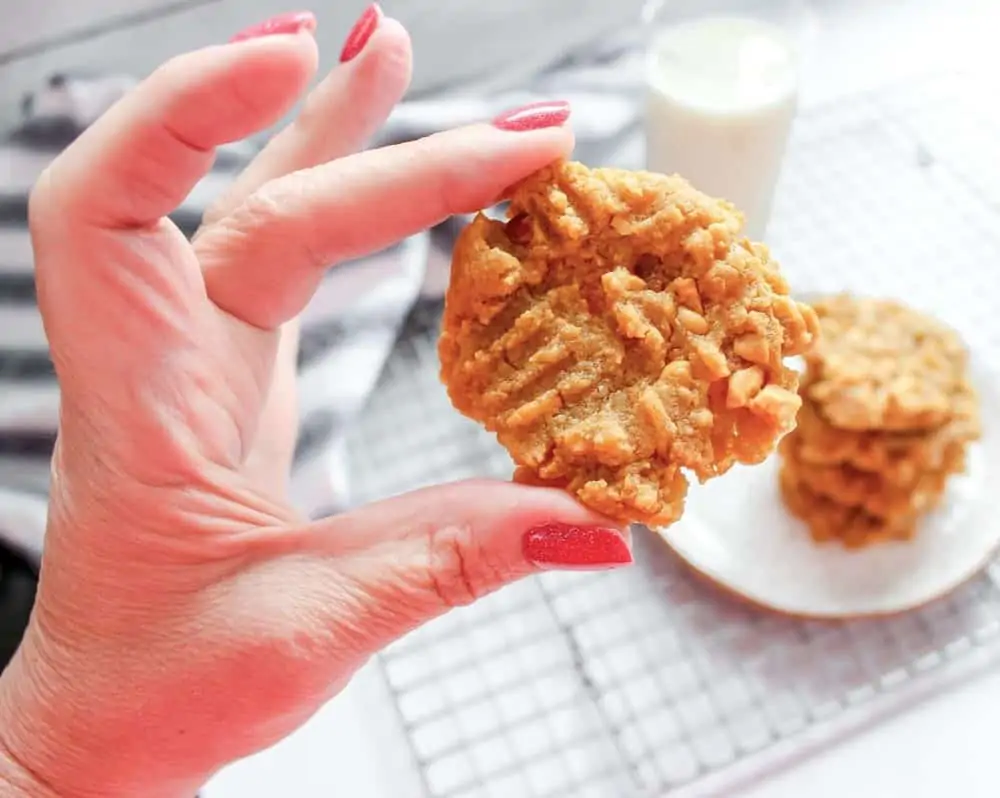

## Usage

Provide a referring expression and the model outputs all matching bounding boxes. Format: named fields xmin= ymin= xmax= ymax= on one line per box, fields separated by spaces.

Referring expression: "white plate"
xmin=654 ymin=355 xmax=1000 ymax=620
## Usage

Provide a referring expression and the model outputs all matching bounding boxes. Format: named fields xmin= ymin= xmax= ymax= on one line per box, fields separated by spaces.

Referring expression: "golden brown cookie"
xmin=802 ymin=295 xmax=970 ymax=432
xmin=790 ymin=389 xmax=980 ymax=482
xmin=777 ymin=294 xmax=981 ymax=547
xmin=438 ymin=160 xmax=820 ymax=527
xmin=779 ymin=466 xmax=920 ymax=548
xmin=780 ymin=431 xmax=962 ymax=520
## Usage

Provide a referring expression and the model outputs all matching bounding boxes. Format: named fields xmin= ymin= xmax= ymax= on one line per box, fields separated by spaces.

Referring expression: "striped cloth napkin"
xmin=0 ymin=27 xmax=645 ymax=560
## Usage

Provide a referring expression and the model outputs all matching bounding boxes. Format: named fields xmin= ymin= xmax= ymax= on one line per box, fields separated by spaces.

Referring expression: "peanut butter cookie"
xmin=777 ymin=293 xmax=981 ymax=547
xmin=788 ymin=390 xmax=980 ymax=483
xmin=780 ymin=432 xmax=964 ymax=519
xmin=802 ymin=295 xmax=969 ymax=432
xmin=439 ymin=160 xmax=819 ymax=527
xmin=779 ymin=467 xmax=921 ymax=548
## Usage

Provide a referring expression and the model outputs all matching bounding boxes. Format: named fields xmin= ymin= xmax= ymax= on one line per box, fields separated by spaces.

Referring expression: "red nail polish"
xmin=230 ymin=11 xmax=316 ymax=42
xmin=523 ymin=523 xmax=632 ymax=569
xmin=340 ymin=3 xmax=383 ymax=63
xmin=492 ymin=101 xmax=571 ymax=132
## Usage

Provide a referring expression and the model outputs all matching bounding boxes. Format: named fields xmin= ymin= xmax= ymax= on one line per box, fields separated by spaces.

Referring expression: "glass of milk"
xmin=641 ymin=0 xmax=813 ymax=239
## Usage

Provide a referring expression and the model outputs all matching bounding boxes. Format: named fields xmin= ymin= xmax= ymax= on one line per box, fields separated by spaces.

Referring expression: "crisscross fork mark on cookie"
xmin=439 ymin=160 xmax=819 ymax=526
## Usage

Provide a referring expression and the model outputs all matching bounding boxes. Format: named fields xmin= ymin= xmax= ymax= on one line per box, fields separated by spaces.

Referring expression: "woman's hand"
xmin=0 ymin=9 xmax=631 ymax=797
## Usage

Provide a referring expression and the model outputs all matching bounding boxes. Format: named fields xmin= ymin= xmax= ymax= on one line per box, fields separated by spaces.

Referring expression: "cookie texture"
xmin=780 ymin=432 xmax=964 ymax=519
xmin=787 ymin=388 xmax=980 ymax=483
xmin=438 ymin=160 xmax=819 ymax=526
xmin=777 ymin=293 xmax=981 ymax=548
xmin=802 ymin=295 xmax=970 ymax=432
xmin=779 ymin=468 xmax=922 ymax=548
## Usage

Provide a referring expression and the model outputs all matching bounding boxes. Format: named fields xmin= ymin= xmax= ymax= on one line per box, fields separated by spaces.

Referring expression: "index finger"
xmin=196 ymin=104 xmax=574 ymax=329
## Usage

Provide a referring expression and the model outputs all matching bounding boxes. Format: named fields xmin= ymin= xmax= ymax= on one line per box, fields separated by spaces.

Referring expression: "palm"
xmin=39 ymin=216 xmax=298 ymax=520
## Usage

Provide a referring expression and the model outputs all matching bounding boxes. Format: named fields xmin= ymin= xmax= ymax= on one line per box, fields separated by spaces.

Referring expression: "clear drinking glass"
xmin=640 ymin=0 xmax=815 ymax=239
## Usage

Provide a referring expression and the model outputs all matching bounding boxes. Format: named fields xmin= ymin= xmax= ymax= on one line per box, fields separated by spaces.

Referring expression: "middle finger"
xmin=199 ymin=4 xmax=410 ymax=228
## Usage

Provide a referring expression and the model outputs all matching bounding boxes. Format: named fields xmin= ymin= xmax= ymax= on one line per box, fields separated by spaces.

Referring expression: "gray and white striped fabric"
xmin=0 ymin=29 xmax=646 ymax=560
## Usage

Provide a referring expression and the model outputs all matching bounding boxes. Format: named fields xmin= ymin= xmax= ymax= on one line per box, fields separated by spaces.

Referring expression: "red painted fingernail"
xmin=492 ymin=100 xmax=571 ymax=132
xmin=230 ymin=11 xmax=316 ymax=42
xmin=523 ymin=523 xmax=632 ymax=570
xmin=340 ymin=3 xmax=383 ymax=63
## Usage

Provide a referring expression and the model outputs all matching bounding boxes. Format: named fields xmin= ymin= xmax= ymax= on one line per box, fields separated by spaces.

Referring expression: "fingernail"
xmin=340 ymin=3 xmax=383 ymax=63
xmin=492 ymin=100 xmax=571 ymax=132
xmin=230 ymin=11 xmax=317 ymax=42
xmin=523 ymin=523 xmax=632 ymax=570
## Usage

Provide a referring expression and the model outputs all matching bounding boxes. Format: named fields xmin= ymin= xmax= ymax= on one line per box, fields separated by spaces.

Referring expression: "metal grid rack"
xmin=345 ymin=69 xmax=1000 ymax=798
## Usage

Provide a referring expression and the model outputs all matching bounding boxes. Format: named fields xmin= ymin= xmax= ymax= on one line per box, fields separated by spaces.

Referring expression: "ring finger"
xmin=198 ymin=3 xmax=410 ymax=230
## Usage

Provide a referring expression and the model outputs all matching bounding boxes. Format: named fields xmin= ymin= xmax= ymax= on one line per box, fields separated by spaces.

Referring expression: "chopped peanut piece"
xmin=440 ymin=160 xmax=820 ymax=526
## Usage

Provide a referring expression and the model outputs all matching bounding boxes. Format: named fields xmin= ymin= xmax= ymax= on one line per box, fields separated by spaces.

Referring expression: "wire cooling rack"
xmin=344 ymin=69 xmax=1000 ymax=798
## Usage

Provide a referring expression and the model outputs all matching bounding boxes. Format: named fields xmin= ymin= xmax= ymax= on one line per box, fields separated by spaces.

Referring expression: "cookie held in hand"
xmin=438 ymin=160 xmax=819 ymax=527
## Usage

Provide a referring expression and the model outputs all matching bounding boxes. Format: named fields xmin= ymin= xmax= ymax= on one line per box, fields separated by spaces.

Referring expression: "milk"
xmin=644 ymin=16 xmax=799 ymax=239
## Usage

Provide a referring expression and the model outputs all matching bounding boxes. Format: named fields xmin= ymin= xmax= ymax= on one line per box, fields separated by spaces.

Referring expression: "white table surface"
xmin=206 ymin=2 xmax=1000 ymax=796
xmin=203 ymin=644 xmax=1000 ymax=797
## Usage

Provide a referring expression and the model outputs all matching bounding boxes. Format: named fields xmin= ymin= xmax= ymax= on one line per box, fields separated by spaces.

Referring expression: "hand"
xmin=0 ymin=10 xmax=631 ymax=798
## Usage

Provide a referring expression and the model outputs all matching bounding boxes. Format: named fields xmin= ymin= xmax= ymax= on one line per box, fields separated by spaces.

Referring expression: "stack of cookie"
xmin=778 ymin=294 xmax=981 ymax=548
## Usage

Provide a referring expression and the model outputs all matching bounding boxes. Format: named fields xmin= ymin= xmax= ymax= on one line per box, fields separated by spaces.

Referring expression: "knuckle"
xmin=424 ymin=523 xmax=505 ymax=609
xmin=146 ymin=50 xmax=211 ymax=106
xmin=404 ymin=134 xmax=463 ymax=214
xmin=242 ymin=178 xmax=329 ymax=271
xmin=140 ymin=55 xmax=197 ymax=113
xmin=216 ymin=186 xmax=286 ymax=246
xmin=240 ymin=183 xmax=288 ymax=226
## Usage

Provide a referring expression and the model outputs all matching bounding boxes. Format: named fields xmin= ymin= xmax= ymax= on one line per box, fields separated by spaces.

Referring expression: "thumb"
xmin=306 ymin=480 xmax=631 ymax=654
